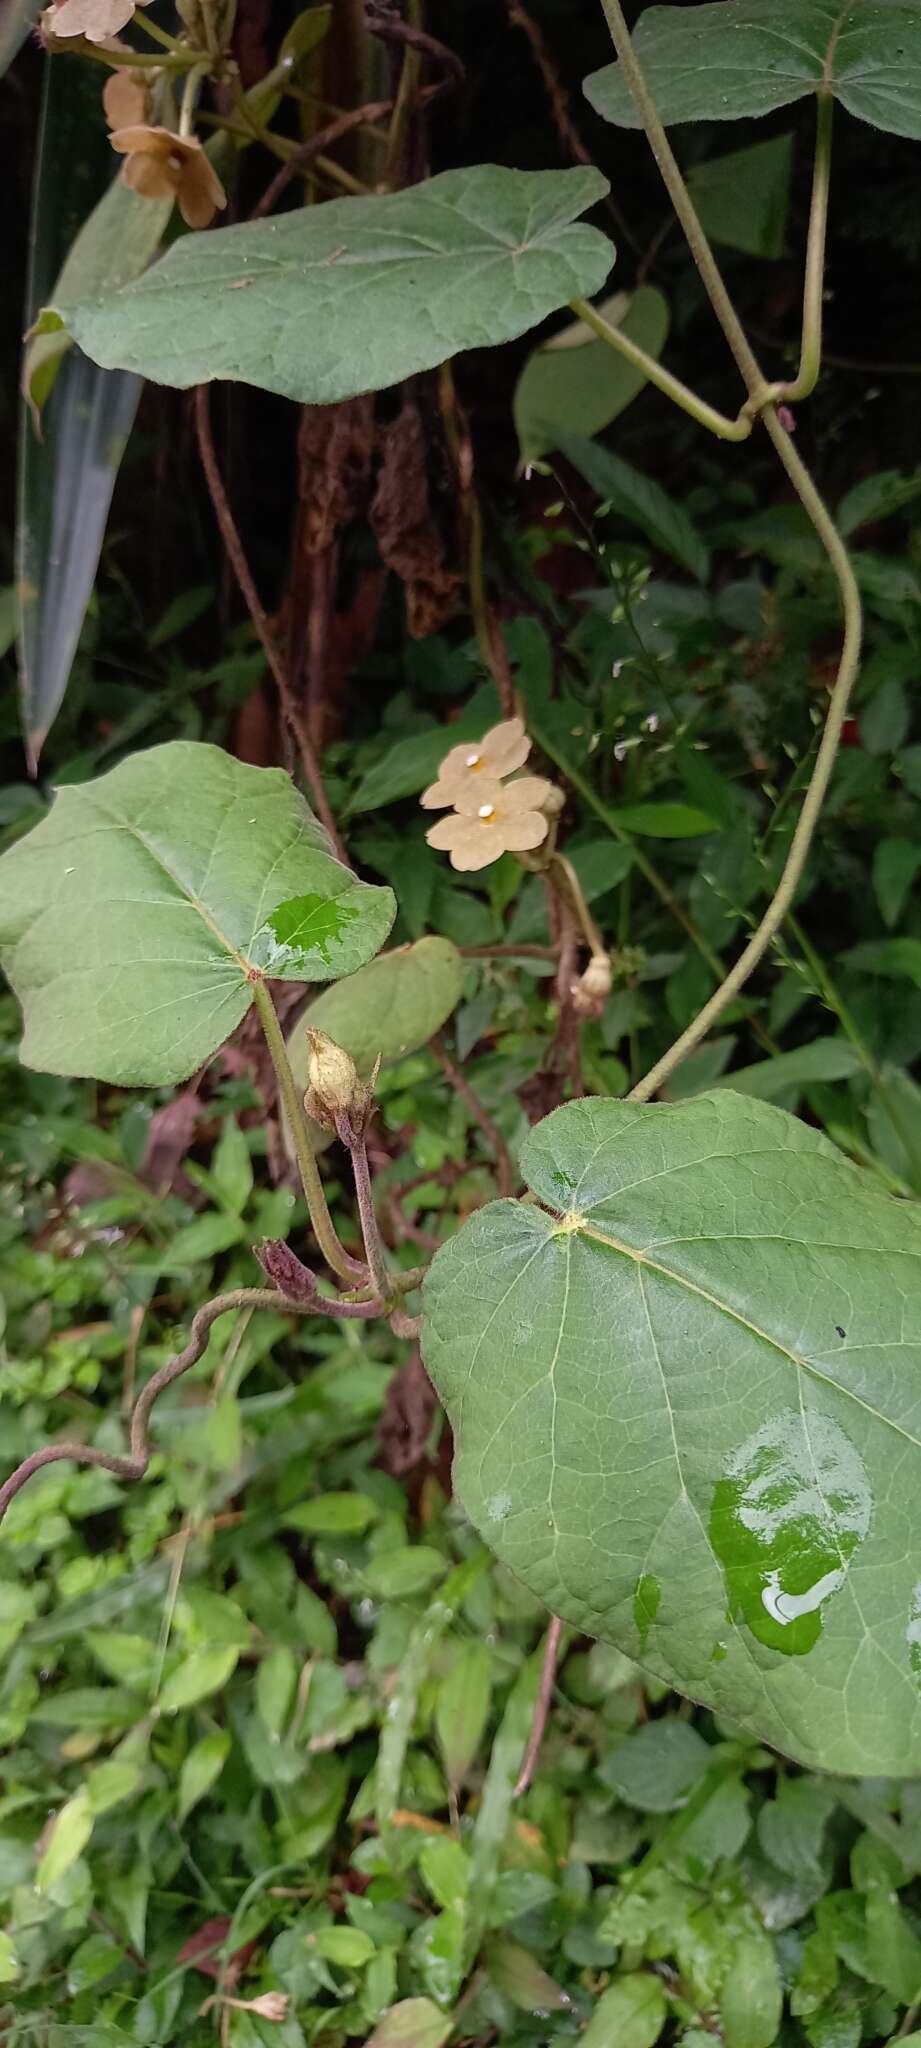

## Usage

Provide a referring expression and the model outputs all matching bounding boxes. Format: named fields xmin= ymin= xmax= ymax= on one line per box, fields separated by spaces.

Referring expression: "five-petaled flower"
xmin=109 ymin=126 xmax=227 ymax=229
xmin=46 ymin=0 xmax=135 ymax=40
xmin=421 ymin=715 xmax=530 ymax=810
xmin=425 ymin=776 xmax=553 ymax=872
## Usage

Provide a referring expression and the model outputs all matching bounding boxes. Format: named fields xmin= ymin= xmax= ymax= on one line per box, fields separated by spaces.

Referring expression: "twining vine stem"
xmin=785 ymin=91 xmax=834 ymax=403
xmin=594 ymin=0 xmax=863 ymax=1104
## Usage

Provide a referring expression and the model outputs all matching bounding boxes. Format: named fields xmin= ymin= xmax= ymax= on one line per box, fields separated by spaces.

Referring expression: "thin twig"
xmin=460 ymin=944 xmax=557 ymax=961
xmin=505 ymin=0 xmax=638 ymax=252
xmin=249 ymin=99 xmax=392 ymax=219
xmin=364 ymin=1 xmax=465 ymax=85
xmin=429 ymin=1034 xmax=514 ymax=1197
xmin=438 ymin=366 xmax=515 ymax=718
xmin=193 ymin=386 xmax=345 ymax=858
xmin=515 ymin=1614 xmax=563 ymax=1796
xmin=0 ymin=1278 xmax=386 ymax=1533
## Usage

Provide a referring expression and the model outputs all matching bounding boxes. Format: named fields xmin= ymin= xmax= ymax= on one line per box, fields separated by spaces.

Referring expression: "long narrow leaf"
xmin=16 ymin=58 xmax=146 ymax=769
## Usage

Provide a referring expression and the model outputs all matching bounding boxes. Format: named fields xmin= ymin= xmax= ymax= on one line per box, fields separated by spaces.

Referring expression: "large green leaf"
xmin=0 ymin=742 xmax=395 ymax=1086
xmin=422 ymin=1092 xmax=921 ymax=1775
xmin=513 ymin=286 xmax=669 ymax=465
xmin=62 ymin=167 xmax=614 ymax=405
xmin=289 ymin=937 xmax=464 ymax=1080
xmin=585 ymin=2 xmax=921 ymax=140
xmin=687 ymin=133 xmax=794 ymax=258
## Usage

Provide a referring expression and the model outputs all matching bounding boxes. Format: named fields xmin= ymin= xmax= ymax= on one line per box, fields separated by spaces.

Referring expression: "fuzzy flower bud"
xmin=572 ymin=952 xmax=613 ymax=1017
xmin=304 ymin=1030 xmax=365 ymax=1129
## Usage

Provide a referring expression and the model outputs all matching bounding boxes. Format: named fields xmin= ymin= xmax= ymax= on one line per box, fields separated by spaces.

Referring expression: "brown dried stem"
xmin=193 ymin=385 xmax=345 ymax=858
xmin=429 ymin=1033 xmax=514 ymax=1198
xmin=515 ymin=1614 xmax=563 ymax=1796
xmin=0 ymin=1279 xmax=386 ymax=1532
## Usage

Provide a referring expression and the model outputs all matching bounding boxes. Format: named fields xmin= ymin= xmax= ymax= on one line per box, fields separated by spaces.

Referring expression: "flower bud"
xmin=304 ymin=1030 xmax=365 ymax=1127
xmin=255 ymin=1238 xmax=318 ymax=1303
xmin=572 ymin=952 xmax=612 ymax=1017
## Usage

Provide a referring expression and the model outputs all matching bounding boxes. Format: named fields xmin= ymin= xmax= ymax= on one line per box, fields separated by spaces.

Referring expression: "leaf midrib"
xmin=576 ymin=1217 xmax=921 ymax=1456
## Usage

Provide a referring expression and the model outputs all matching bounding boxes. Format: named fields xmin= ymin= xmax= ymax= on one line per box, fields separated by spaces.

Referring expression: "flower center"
xmin=477 ymin=804 xmax=496 ymax=822
xmin=465 ymin=751 xmax=482 ymax=769
xmin=167 ymin=151 xmax=184 ymax=172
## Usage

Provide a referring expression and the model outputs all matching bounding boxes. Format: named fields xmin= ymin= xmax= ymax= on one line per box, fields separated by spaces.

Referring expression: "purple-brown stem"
xmin=429 ymin=1033 xmax=514 ymax=1198
xmin=515 ymin=1613 xmax=564 ymax=1797
xmin=0 ymin=1278 xmax=386 ymax=1532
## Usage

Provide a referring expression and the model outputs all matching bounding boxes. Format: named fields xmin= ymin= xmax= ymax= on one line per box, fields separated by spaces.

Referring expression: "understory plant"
xmin=5 ymin=0 xmax=921 ymax=1952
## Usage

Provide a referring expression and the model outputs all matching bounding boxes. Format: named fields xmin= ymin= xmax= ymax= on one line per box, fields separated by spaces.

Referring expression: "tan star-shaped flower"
xmin=421 ymin=716 xmax=530 ymax=809
xmin=109 ymin=127 xmax=227 ymax=230
xmin=425 ymin=776 xmax=553 ymax=872
xmin=47 ymin=0 xmax=135 ymax=40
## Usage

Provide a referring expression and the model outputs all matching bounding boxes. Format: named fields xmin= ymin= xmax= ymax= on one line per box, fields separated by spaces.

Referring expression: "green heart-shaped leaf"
xmin=65 ymin=166 xmax=614 ymax=405
xmin=422 ymin=1091 xmax=921 ymax=1775
xmin=585 ymin=2 xmax=921 ymax=139
xmin=0 ymin=741 xmax=394 ymax=1085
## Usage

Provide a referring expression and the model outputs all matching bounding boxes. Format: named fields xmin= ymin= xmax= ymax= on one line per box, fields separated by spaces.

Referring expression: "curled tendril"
xmin=0 ymin=1267 xmax=385 ymax=1532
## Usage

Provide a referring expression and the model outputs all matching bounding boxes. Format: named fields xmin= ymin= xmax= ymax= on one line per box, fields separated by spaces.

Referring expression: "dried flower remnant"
xmin=421 ymin=715 xmax=530 ymax=809
xmin=102 ymin=68 xmax=149 ymax=129
xmin=109 ymin=127 xmax=227 ymax=230
xmin=46 ymin=0 xmax=135 ymax=39
xmin=572 ymin=951 xmax=613 ymax=1017
xmin=425 ymin=776 xmax=553 ymax=872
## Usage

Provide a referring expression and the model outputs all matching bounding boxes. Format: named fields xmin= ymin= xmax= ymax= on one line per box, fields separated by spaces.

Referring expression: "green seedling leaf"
xmin=0 ymin=741 xmax=395 ymax=1085
xmin=513 ymin=285 xmax=668 ymax=464
xmin=284 ymin=1492 xmax=379 ymax=1536
xmin=600 ymin=1720 xmax=712 ymax=1812
xmin=720 ymin=1932 xmax=783 ymax=2048
xmin=158 ymin=1647 xmax=240 ymax=1713
xmin=365 ymin=2000 xmax=453 ymax=2048
xmin=687 ymin=133 xmax=794 ymax=258
xmin=435 ymin=1641 xmax=492 ymax=1790
xmin=582 ymin=1971 xmax=668 ymax=2048
xmin=873 ymin=839 xmax=921 ymax=928
xmin=488 ymin=1939 xmax=571 ymax=2013
xmin=313 ymin=1926 xmax=376 ymax=1968
xmin=422 ymin=1092 xmax=921 ymax=1775
xmin=615 ymin=802 xmax=717 ymax=837
xmin=585 ymin=1 xmax=921 ymax=140
xmin=66 ymin=167 xmax=614 ymax=404
xmin=37 ymin=1787 xmax=93 ymax=1892
xmin=838 ymin=468 xmax=921 ymax=536
xmin=177 ymin=1731 xmax=231 ymax=1821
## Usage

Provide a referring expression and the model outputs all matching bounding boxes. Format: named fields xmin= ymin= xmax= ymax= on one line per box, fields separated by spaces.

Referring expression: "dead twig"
xmin=429 ymin=1032 xmax=514 ymax=1198
xmin=505 ymin=0 xmax=638 ymax=253
xmin=515 ymin=1614 xmax=564 ymax=1796
xmin=193 ymin=386 xmax=346 ymax=859
xmin=0 ymin=1275 xmax=385 ymax=1530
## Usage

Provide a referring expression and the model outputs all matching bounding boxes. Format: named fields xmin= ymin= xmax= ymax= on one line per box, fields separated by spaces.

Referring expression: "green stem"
xmin=630 ymin=414 xmax=862 ymax=1101
xmin=569 ymin=297 xmax=766 ymax=442
xmin=178 ymin=61 xmax=207 ymax=136
xmin=782 ymin=93 xmax=833 ymax=404
xmin=597 ymin=0 xmax=771 ymax=399
xmin=250 ymin=979 xmax=364 ymax=1287
xmin=595 ymin=0 xmax=863 ymax=1104
xmin=787 ymin=911 xmax=878 ymax=1081
xmin=73 ymin=36 xmax=205 ymax=67
xmin=550 ymin=852 xmax=607 ymax=958
xmin=132 ymin=5 xmax=187 ymax=48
